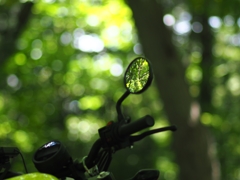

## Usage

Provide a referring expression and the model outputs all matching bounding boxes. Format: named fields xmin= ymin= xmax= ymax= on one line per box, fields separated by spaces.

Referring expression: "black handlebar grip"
xmin=118 ymin=115 xmax=155 ymax=137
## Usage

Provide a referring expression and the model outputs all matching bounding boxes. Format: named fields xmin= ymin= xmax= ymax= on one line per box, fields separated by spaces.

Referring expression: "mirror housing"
xmin=116 ymin=57 xmax=153 ymax=122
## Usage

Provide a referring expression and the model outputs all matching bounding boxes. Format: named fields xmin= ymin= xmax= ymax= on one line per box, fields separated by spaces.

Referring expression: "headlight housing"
xmin=33 ymin=140 xmax=71 ymax=177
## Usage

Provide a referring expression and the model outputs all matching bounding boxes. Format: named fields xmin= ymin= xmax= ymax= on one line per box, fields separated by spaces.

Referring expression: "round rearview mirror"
xmin=124 ymin=57 xmax=153 ymax=94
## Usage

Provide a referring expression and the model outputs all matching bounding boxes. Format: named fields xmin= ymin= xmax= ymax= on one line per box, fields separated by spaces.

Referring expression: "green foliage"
xmin=0 ymin=0 xmax=172 ymax=178
xmin=2 ymin=0 xmax=240 ymax=179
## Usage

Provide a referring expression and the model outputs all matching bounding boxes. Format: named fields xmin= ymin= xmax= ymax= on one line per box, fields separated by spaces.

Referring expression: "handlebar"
xmin=32 ymin=115 xmax=176 ymax=179
xmin=78 ymin=115 xmax=155 ymax=172
xmin=118 ymin=115 xmax=154 ymax=137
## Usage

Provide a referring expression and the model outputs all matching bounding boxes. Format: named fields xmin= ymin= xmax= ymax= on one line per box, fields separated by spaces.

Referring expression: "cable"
xmin=18 ymin=150 xmax=28 ymax=173
xmin=98 ymin=151 xmax=107 ymax=171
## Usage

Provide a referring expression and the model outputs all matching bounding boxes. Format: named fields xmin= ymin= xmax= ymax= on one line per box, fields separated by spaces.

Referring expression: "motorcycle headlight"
xmin=32 ymin=140 xmax=71 ymax=177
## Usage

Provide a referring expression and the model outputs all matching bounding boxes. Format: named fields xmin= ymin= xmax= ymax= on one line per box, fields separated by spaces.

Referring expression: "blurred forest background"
xmin=1 ymin=0 xmax=240 ymax=180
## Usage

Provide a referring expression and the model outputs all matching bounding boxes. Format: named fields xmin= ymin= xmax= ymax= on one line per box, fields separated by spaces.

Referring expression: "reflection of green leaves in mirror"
xmin=125 ymin=57 xmax=152 ymax=94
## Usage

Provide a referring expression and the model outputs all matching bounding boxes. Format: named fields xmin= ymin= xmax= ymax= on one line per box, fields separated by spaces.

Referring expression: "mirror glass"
xmin=124 ymin=57 xmax=153 ymax=94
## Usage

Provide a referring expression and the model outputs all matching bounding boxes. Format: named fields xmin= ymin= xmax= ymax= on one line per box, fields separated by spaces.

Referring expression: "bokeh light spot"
xmin=58 ymin=7 xmax=68 ymax=17
xmin=163 ymin=14 xmax=175 ymax=26
xmin=32 ymin=39 xmax=43 ymax=48
xmin=86 ymin=15 xmax=100 ymax=27
xmin=224 ymin=15 xmax=234 ymax=26
xmin=31 ymin=48 xmax=42 ymax=60
xmin=133 ymin=43 xmax=142 ymax=55
xmin=110 ymin=63 xmax=123 ymax=77
xmin=208 ymin=16 xmax=222 ymax=29
xmin=14 ymin=53 xmax=26 ymax=65
xmin=227 ymin=74 xmax=240 ymax=96
xmin=61 ymin=32 xmax=72 ymax=45
xmin=90 ymin=78 xmax=109 ymax=91
xmin=192 ymin=22 xmax=203 ymax=33
xmin=7 ymin=74 xmax=19 ymax=88
xmin=74 ymin=34 xmax=104 ymax=52
xmin=174 ymin=21 xmax=191 ymax=35
xmin=79 ymin=96 xmax=104 ymax=110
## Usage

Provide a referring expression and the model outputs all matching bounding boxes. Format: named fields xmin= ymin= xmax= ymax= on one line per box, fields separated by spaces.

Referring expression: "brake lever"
xmin=130 ymin=125 xmax=177 ymax=143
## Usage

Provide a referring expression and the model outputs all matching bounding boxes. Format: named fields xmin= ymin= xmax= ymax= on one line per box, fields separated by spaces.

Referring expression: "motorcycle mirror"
xmin=124 ymin=57 xmax=153 ymax=94
xmin=116 ymin=57 xmax=153 ymax=122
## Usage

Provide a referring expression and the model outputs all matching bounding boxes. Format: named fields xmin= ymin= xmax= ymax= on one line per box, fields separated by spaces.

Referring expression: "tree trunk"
xmin=126 ymin=0 xmax=219 ymax=179
xmin=0 ymin=2 xmax=33 ymax=67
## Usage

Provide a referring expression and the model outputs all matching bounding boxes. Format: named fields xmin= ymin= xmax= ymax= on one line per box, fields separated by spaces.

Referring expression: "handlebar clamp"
xmin=98 ymin=121 xmax=132 ymax=151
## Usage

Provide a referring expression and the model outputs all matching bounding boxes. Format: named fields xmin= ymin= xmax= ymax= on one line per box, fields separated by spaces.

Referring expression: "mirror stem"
xmin=116 ymin=91 xmax=130 ymax=122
